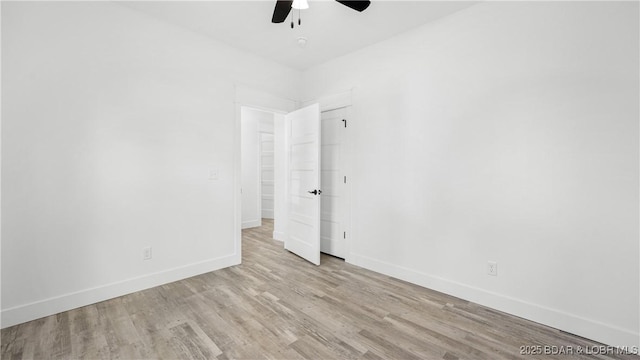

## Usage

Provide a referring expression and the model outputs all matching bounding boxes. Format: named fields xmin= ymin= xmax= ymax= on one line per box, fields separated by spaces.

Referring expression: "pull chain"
xmin=291 ymin=7 xmax=302 ymax=29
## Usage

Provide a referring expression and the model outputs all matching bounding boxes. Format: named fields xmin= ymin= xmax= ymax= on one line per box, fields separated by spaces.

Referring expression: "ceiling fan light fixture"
xmin=291 ymin=0 xmax=309 ymax=10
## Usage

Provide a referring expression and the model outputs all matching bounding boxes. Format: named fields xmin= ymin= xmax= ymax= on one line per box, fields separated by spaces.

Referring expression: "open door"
xmin=285 ymin=103 xmax=321 ymax=265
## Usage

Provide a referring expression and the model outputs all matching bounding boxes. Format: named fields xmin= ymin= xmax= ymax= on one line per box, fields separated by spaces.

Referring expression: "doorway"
xmin=238 ymin=102 xmax=351 ymax=265
xmin=240 ymin=107 xmax=286 ymax=240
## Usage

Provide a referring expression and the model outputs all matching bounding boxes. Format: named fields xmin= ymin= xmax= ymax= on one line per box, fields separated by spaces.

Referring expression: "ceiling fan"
xmin=271 ymin=0 xmax=371 ymax=28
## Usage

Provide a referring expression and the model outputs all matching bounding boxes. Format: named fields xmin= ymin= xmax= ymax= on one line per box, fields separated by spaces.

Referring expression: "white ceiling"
xmin=121 ymin=1 xmax=477 ymax=70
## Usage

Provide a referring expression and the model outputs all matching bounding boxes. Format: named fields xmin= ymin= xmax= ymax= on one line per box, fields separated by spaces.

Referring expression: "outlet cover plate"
xmin=487 ymin=261 xmax=497 ymax=276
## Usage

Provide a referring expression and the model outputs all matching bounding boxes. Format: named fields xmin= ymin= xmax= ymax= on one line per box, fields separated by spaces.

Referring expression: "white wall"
xmin=241 ymin=107 xmax=274 ymax=228
xmin=302 ymin=1 xmax=639 ymax=347
xmin=1 ymin=1 xmax=300 ymax=327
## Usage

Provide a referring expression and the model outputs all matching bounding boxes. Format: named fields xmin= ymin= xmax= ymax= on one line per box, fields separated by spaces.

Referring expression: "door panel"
xmin=285 ymin=104 xmax=321 ymax=265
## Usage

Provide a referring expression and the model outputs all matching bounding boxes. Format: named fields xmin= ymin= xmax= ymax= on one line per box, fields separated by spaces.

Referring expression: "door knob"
xmin=307 ymin=189 xmax=322 ymax=195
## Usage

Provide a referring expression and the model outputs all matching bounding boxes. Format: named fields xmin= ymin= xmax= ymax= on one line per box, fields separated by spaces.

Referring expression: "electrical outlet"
xmin=487 ymin=261 xmax=497 ymax=276
xmin=143 ymin=247 xmax=152 ymax=260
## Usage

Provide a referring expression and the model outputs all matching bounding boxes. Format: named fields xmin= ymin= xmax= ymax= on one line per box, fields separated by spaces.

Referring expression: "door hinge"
xmin=342 ymin=119 xmax=347 ymax=128
xmin=344 ymin=175 xmax=347 ymax=184
xmin=344 ymin=231 xmax=346 ymax=239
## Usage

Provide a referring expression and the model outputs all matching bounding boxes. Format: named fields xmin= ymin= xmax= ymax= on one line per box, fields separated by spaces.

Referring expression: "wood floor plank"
xmin=2 ymin=218 xmax=636 ymax=359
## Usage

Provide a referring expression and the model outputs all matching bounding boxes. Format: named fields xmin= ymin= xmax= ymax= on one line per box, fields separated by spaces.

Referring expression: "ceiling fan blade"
xmin=272 ymin=0 xmax=293 ymax=23
xmin=335 ymin=0 xmax=371 ymax=12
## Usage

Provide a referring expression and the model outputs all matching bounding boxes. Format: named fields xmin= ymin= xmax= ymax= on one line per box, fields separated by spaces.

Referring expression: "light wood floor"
xmin=1 ymin=219 xmax=635 ymax=359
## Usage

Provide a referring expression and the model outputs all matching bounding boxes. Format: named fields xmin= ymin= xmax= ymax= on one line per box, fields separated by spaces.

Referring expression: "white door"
xmin=320 ymin=108 xmax=348 ymax=259
xmin=285 ymin=103 xmax=321 ymax=265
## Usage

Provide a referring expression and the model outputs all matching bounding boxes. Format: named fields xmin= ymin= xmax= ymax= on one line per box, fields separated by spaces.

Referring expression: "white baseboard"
xmin=348 ymin=253 xmax=638 ymax=348
xmin=273 ymin=230 xmax=285 ymax=242
xmin=242 ymin=219 xmax=261 ymax=229
xmin=1 ymin=254 xmax=239 ymax=329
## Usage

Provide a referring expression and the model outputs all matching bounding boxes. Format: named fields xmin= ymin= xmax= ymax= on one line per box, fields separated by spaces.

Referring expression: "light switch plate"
xmin=143 ymin=247 xmax=152 ymax=260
